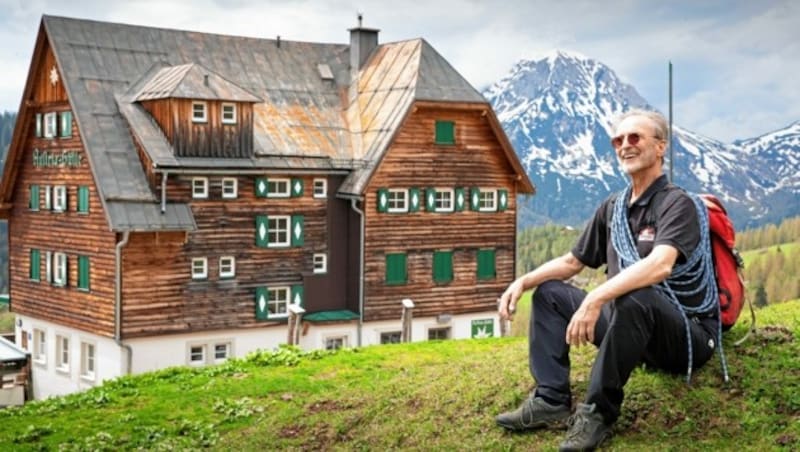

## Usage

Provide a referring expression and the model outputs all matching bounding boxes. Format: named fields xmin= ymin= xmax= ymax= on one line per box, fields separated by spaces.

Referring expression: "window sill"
xmin=33 ymin=358 xmax=47 ymax=367
xmin=77 ymin=288 xmax=90 ymax=293
xmin=56 ymin=366 xmax=71 ymax=376
xmin=80 ymin=374 xmax=96 ymax=384
xmin=434 ymin=141 xmax=456 ymax=146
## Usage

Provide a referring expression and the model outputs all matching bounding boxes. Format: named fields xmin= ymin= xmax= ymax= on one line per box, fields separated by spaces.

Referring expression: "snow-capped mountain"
xmin=483 ymin=50 xmax=800 ymax=229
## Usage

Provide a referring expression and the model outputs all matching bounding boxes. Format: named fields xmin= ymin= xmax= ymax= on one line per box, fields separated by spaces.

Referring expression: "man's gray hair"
xmin=613 ymin=109 xmax=668 ymax=140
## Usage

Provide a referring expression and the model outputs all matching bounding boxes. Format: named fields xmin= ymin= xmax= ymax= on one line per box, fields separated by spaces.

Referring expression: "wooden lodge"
xmin=0 ymin=15 xmax=534 ymax=398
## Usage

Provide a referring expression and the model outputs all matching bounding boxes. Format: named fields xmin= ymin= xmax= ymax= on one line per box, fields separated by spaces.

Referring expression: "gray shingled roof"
xmin=42 ymin=15 xmax=521 ymax=231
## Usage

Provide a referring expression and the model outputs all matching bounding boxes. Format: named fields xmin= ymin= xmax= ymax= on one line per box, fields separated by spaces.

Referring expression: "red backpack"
xmin=699 ymin=194 xmax=752 ymax=332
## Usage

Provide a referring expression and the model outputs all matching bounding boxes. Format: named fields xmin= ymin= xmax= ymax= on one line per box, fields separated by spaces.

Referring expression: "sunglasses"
xmin=611 ymin=132 xmax=658 ymax=149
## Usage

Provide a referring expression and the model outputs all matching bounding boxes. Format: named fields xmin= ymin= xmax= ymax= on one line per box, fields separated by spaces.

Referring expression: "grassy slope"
xmin=0 ymin=302 xmax=798 ymax=451
xmin=741 ymin=242 xmax=799 ymax=267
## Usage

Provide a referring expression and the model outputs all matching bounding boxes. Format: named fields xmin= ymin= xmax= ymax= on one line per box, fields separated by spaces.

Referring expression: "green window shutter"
xmin=408 ymin=187 xmax=421 ymax=212
xmin=455 ymin=187 xmax=465 ymax=211
xmin=255 ymin=287 xmax=269 ymax=320
xmin=385 ymin=253 xmax=407 ymax=285
xmin=498 ymin=189 xmax=509 ymax=211
xmin=376 ymin=188 xmax=389 ymax=213
xmin=291 ymin=178 xmax=304 ymax=197
xmin=78 ymin=255 xmax=90 ymax=290
xmin=35 ymin=113 xmax=43 ymax=138
xmin=291 ymin=215 xmax=304 ymax=246
xmin=29 ymin=185 xmax=40 ymax=211
xmin=435 ymin=120 xmax=455 ymax=145
xmin=433 ymin=251 xmax=453 ymax=283
xmin=477 ymin=249 xmax=496 ymax=280
xmin=255 ymin=215 xmax=268 ymax=247
xmin=470 ymin=187 xmax=481 ymax=211
xmin=60 ymin=111 xmax=73 ymax=138
xmin=255 ymin=177 xmax=269 ymax=197
xmin=425 ymin=187 xmax=436 ymax=211
xmin=78 ymin=186 xmax=89 ymax=213
xmin=291 ymin=284 xmax=304 ymax=308
xmin=30 ymin=249 xmax=40 ymax=281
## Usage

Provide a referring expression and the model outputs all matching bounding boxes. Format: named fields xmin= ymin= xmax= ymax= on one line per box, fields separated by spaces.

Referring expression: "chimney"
xmin=349 ymin=13 xmax=379 ymax=71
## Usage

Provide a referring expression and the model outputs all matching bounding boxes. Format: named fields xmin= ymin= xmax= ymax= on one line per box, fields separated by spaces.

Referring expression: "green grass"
xmin=0 ymin=302 xmax=798 ymax=451
xmin=741 ymin=242 xmax=799 ymax=268
xmin=0 ymin=306 xmax=13 ymax=334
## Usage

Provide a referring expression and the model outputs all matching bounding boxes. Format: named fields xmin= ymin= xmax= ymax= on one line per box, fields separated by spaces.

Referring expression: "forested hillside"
xmin=0 ymin=111 xmax=14 ymax=294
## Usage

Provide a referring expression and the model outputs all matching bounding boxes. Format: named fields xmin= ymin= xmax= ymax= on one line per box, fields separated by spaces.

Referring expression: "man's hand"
xmin=498 ymin=279 xmax=524 ymax=320
xmin=566 ymin=295 xmax=603 ymax=347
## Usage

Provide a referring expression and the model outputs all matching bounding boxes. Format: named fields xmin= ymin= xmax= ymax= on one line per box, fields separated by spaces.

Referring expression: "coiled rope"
xmin=610 ymin=185 xmax=729 ymax=383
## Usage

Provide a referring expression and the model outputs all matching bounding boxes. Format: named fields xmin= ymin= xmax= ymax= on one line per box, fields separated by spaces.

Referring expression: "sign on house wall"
xmin=471 ymin=319 xmax=494 ymax=338
xmin=32 ymin=149 xmax=83 ymax=168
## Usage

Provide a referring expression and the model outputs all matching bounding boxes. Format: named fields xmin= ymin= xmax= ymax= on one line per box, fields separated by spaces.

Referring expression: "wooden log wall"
xmin=364 ymin=105 xmax=518 ymax=322
xmin=120 ymin=175 xmax=336 ymax=338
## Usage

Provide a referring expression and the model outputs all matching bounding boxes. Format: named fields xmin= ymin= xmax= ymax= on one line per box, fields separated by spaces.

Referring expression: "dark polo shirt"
xmin=572 ymin=175 xmax=705 ymax=308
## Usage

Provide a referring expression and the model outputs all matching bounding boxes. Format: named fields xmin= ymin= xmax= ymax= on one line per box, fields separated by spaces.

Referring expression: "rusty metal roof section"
xmin=135 ymin=63 xmax=262 ymax=102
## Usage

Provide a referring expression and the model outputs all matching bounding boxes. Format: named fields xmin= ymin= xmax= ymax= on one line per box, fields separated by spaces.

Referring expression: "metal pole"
xmin=668 ymin=61 xmax=673 ymax=183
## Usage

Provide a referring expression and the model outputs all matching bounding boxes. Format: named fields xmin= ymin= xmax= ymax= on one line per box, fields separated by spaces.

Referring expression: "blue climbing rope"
xmin=610 ymin=185 xmax=729 ymax=383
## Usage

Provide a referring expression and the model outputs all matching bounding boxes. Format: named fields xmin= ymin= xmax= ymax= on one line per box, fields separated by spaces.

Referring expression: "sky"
xmin=0 ymin=0 xmax=797 ymax=143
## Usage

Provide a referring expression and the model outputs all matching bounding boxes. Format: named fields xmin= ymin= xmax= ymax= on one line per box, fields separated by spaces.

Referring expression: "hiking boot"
xmin=559 ymin=403 xmax=612 ymax=451
xmin=495 ymin=395 xmax=571 ymax=431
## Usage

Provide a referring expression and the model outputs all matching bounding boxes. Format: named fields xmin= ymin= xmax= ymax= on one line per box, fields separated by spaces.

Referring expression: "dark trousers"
xmin=529 ymin=280 xmax=717 ymax=424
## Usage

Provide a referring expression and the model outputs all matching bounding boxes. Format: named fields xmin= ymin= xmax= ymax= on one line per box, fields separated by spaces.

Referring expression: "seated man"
xmin=496 ymin=109 xmax=719 ymax=451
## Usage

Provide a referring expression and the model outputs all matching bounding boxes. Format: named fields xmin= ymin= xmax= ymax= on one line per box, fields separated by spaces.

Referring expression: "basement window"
xmin=192 ymin=101 xmax=207 ymax=123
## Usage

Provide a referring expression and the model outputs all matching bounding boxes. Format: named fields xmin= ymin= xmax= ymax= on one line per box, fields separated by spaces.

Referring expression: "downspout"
xmin=350 ymin=198 xmax=365 ymax=346
xmin=115 ymin=231 xmax=132 ymax=375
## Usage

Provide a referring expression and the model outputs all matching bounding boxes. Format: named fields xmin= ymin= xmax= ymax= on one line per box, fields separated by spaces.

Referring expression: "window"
xmin=192 ymin=101 xmax=207 ymax=122
xmin=35 ymin=113 xmax=42 ymax=137
xmin=325 ymin=336 xmax=348 ymax=350
xmin=433 ymin=251 xmax=454 ymax=283
xmin=56 ymin=335 xmax=70 ymax=372
xmin=78 ymin=255 xmax=90 ymax=291
xmin=30 ymin=249 xmax=40 ymax=281
xmin=191 ymin=258 xmax=208 ymax=280
xmin=59 ymin=111 xmax=73 ymax=138
xmin=189 ymin=345 xmax=206 ymax=366
xmin=387 ymin=189 xmax=408 ymax=213
xmin=267 ymin=178 xmax=290 ymax=197
xmin=53 ymin=252 xmax=67 ymax=286
xmin=221 ymin=103 xmax=237 ymax=124
xmin=53 ymin=185 xmax=67 ymax=212
xmin=219 ymin=256 xmax=235 ymax=279
xmin=313 ymin=178 xmax=327 ymax=198
xmin=268 ymin=287 xmax=289 ymax=318
xmin=214 ymin=343 xmax=231 ymax=362
xmin=435 ymin=189 xmax=454 ymax=212
xmin=435 ymin=120 xmax=455 ymax=145
xmin=81 ymin=342 xmax=96 ymax=380
xmin=477 ymin=249 xmax=496 ymax=280
xmin=77 ymin=186 xmax=90 ymax=213
xmin=268 ymin=216 xmax=290 ymax=247
xmin=428 ymin=327 xmax=451 ymax=341
xmin=385 ymin=253 xmax=407 ymax=285
xmin=380 ymin=331 xmax=402 ymax=344
xmin=44 ymin=112 xmax=57 ymax=138
xmin=192 ymin=177 xmax=208 ymax=199
xmin=43 ymin=185 xmax=52 ymax=210
xmin=33 ymin=329 xmax=46 ymax=364
xmin=29 ymin=185 xmax=39 ymax=211
xmin=45 ymin=251 xmax=53 ymax=283
xmin=313 ymin=253 xmax=327 ymax=274
xmin=479 ymin=190 xmax=497 ymax=212
xmin=222 ymin=178 xmax=238 ymax=199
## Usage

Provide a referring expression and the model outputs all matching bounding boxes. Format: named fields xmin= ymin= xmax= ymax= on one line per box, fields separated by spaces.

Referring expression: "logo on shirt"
xmin=637 ymin=226 xmax=655 ymax=242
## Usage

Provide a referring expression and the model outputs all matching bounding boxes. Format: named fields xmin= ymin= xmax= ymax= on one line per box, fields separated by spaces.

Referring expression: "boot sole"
xmin=496 ymin=416 xmax=569 ymax=432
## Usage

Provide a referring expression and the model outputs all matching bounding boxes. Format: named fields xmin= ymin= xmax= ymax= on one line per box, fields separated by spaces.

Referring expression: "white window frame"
xmin=56 ymin=334 xmax=70 ymax=373
xmin=44 ymin=112 xmax=57 ymax=138
xmin=268 ymin=287 xmax=290 ymax=318
xmin=53 ymin=185 xmax=67 ymax=212
xmin=188 ymin=344 xmax=206 ymax=366
xmin=387 ymin=189 xmax=408 ymax=213
xmin=213 ymin=342 xmax=231 ymax=363
xmin=268 ymin=216 xmax=290 ymax=247
xmin=324 ymin=335 xmax=348 ymax=350
xmin=479 ymin=190 xmax=498 ymax=212
xmin=192 ymin=177 xmax=208 ymax=199
xmin=192 ymin=101 xmax=207 ymax=123
xmin=379 ymin=331 xmax=402 ymax=344
xmin=45 ymin=251 xmax=53 ymax=283
xmin=53 ymin=252 xmax=67 ymax=286
xmin=267 ymin=178 xmax=291 ymax=198
xmin=427 ymin=326 xmax=452 ymax=340
xmin=313 ymin=253 xmax=327 ymax=274
xmin=221 ymin=103 xmax=237 ymax=124
xmin=434 ymin=189 xmax=454 ymax=212
xmin=33 ymin=328 xmax=47 ymax=364
xmin=221 ymin=177 xmax=238 ymax=199
xmin=191 ymin=257 xmax=208 ymax=280
xmin=43 ymin=185 xmax=52 ymax=210
xmin=80 ymin=341 xmax=96 ymax=382
xmin=219 ymin=256 xmax=236 ymax=279
xmin=313 ymin=178 xmax=327 ymax=198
